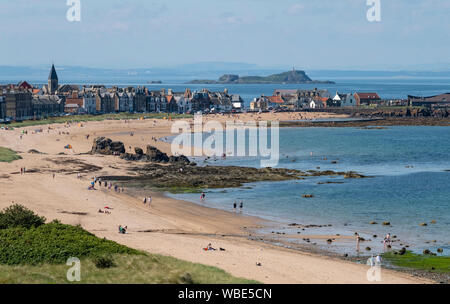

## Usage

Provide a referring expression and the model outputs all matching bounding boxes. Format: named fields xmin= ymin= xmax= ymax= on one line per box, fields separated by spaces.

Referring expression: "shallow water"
xmin=167 ymin=126 xmax=450 ymax=256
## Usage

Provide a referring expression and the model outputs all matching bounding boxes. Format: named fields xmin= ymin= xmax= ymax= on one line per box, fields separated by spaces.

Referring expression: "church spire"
xmin=48 ymin=64 xmax=59 ymax=94
xmin=48 ymin=64 xmax=58 ymax=81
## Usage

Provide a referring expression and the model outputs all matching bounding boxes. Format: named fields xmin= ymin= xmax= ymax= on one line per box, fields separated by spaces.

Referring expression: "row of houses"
xmin=0 ymin=87 xmax=246 ymax=122
xmin=408 ymin=93 xmax=450 ymax=109
xmin=250 ymin=89 xmax=387 ymax=111
xmin=251 ymin=90 xmax=450 ymax=111
xmin=64 ymin=87 xmax=244 ymax=115
xmin=0 ymin=65 xmax=247 ymax=121
xmin=2 ymin=65 xmax=449 ymax=120
xmin=0 ymin=88 xmax=66 ymax=122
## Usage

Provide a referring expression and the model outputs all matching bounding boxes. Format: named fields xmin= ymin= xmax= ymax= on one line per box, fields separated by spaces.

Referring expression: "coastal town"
xmin=1 ymin=64 xmax=449 ymax=123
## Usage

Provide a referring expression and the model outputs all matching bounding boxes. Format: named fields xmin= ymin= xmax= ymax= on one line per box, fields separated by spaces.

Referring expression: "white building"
xmin=231 ymin=94 xmax=244 ymax=111
xmin=309 ymin=100 xmax=318 ymax=109
xmin=333 ymin=92 xmax=357 ymax=107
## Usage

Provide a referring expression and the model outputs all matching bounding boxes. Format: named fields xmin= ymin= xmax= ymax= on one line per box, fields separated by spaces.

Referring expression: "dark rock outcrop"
xmin=91 ymin=137 xmax=125 ymax=155
xmin=146 ymin=146 xmax=170 ymax=163
xmin=91 ymin=138 xmax=190 ymax=165
xmin=349 ymin=108 xmax=449 ymax=119
xmin=169 ymin=155 xmax=190 ymax=165
xmin=120 ymin=153 xmax=143 ymax=161
xmin=28 ymin=149 xmax=45 ymax=154
xmin=135 ymin=147 xmax=144 ymax=156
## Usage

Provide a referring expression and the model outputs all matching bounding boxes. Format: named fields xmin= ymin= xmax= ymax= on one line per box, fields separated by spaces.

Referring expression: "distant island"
xmin=187 ymin=69 xmax=335 ymax=84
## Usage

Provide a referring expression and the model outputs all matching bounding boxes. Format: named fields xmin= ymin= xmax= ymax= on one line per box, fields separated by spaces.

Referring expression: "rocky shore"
xmin=280 ymin=108 xmax=450 ymax=127
xmin=280 ymin=117 xmax=450 ymax=128
xmin=91 ymin=137 xmax=369 ymax=191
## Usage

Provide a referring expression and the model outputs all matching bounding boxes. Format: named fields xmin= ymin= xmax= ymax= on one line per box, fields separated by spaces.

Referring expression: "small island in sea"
xmin=187 ymin=68 xmax=335 ymax=84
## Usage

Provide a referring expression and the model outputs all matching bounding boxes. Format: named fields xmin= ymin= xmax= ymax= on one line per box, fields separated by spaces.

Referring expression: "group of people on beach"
xmin=19 ymin=167 xmax=26 ymax=174
xmin=98 ymin=208 xmax=111 ymax=214
xmin=233 ymin=201 xmax=244 ymax=212
xmin=355 ymin=232 xmax=393 ymax=253
xmin=88 ymin=177 xmax=124 ymax=193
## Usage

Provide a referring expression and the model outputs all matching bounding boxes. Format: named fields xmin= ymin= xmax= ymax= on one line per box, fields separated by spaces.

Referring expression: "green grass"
xmin=8 ymin=113 xmax=193 ymax=128
xmin=156 ymin=186 xmax=204 ymax=194
xmin=0 ymin=205 xmax=259 ymax=284
xmin=118 ymin=181 xmax=205 ymax=194
xmin=0 ymin=222 xmax=140 ymax=265
xmin=0 ymin=147 xmax=21 ymax=162
xmin=0 ymin=254 xmax=259 ymax=284
xmin=383 ymin=251 xmax=450 ymax=274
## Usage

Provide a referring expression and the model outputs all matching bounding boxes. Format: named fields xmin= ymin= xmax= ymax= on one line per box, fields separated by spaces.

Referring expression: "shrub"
xmin=0 ymin=204 xmax=46 ymax=229
xmin=93 ymin=255 xmax=116 ymax=269
xmin=0 ymin=222 xmax=141 ymax=265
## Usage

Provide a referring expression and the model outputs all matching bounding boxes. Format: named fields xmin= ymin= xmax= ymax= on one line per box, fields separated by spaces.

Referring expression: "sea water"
xmin=167 ymin=126 xmax=450 ymax=256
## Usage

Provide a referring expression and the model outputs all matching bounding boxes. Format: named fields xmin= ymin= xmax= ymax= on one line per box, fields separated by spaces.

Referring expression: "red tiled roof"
xmin=18 ymin=81 xmax=33 ymax=89
xmin=268 ymin=96 xmax=284 ymax=104
xmin=314 ymin=97 xmax=329 ymax=102
xmin=355 ymin=92 xmax=380 ymax=100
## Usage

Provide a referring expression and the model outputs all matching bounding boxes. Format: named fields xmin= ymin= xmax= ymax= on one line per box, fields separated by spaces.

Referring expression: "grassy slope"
xmin=0 ymin=222 xmax=258 ymax=284
xmin=0 ymin=254 xmax=258 ymax=284
xmin=0 ymin=147 xmax=21 ymax=162
xmin=0 ymin=223 xmax=140 ymax=265
xmin=383 ymin=251 xmax=450 ymax=274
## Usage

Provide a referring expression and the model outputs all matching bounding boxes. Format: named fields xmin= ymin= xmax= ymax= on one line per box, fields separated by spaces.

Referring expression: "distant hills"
xmin=188 ymin=70 xmax=334 ymax=84
xmin=1 ymin=63 xmax=450 ymax=85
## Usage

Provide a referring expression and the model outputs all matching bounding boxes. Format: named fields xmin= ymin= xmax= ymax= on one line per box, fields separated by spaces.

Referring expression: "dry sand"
xmin=0 ymin=113 xmax=431 ymax=284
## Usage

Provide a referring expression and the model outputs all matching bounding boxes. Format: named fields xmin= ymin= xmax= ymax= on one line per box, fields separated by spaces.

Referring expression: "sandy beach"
xmin=0 ymin=112 xmax=432 ymax=284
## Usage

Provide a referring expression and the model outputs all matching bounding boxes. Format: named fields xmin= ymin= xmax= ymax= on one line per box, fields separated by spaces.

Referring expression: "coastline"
xmin=0 ymin=115 xmax=439 ymax=283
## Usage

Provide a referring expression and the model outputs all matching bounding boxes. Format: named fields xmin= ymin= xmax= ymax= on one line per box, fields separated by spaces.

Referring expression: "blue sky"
xmin=0 ymin=0 xmax=449 ymax=70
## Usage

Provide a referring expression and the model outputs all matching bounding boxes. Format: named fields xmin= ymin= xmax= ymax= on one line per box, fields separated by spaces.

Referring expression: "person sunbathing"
xmin=204 ymin=243 xmax=216 ymax=251
xmin=118 ymin=225 xmax=127 ymax=234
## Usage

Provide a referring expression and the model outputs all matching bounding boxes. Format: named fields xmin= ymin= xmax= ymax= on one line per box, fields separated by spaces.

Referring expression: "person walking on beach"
xmin=233 ymin=202 xmax=237 ymax=212
xmin=143 ymin=197 xmax=147 ymax=205
xmin=383 ymin=233 xmax=391 ymax=248
xmin=356 ymin=233 xmax=361 ymax=252
xmin=375 ymin=255 xmax=382 ymax=266
xmin=239 ymin=201 xmax=243 ymax=213
xmin=148 ymin=196 xmax=152 ymax=205
xmin=200 ymin=192 xmax=206 ymax=201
